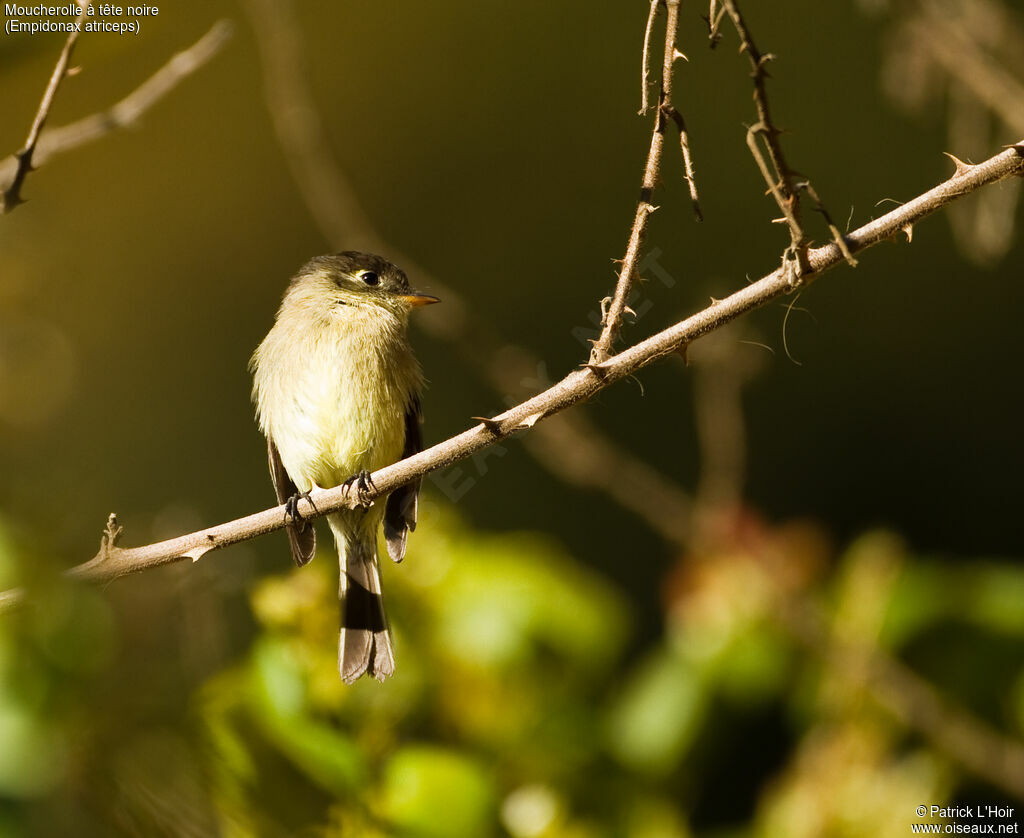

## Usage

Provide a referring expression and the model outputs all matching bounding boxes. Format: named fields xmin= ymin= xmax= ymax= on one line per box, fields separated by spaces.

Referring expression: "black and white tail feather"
xmin=335 ymin=532 xmax=395 ymax=682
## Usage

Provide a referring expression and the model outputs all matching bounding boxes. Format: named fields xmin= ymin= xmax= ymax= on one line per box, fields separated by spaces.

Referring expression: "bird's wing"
xmin=267 ymin=436 xmax=316 ymax=567
xmin=383 ymin=395 xmax=422 ymax=563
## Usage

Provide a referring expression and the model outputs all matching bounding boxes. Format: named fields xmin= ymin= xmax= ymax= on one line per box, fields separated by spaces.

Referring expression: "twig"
xmin=705 ymin=0 xmax=727 ymax=47
xmin=721 ymin=0 xmax=803 ymax=266
xmin=0 ymin=139 xmax=1018 ymax=612
xmin=722 ymin=0 xmax=855 ymax=280
xmin=2 ymin=0 xmax=88 ymax=212
xmin=639 ymin=0 xmax=661 ymax=115
xmin=662 ymin=104 xmax=703 ymax=222
xmin=590 ymin=0 xmax=696 ymax=366
xmin=0 ymin=21 xmax=233 ymax=206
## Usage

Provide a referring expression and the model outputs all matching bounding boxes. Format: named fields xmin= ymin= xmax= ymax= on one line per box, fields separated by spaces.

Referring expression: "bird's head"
xmin=288 ymin=251 xmax=439 ymax=317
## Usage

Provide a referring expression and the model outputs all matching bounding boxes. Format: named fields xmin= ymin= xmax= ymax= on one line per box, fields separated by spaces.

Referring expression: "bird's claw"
xmin=342 ymin=470 xmax=376 ymax=510
xmin=284 ymin=489 xmax=318 ymax=524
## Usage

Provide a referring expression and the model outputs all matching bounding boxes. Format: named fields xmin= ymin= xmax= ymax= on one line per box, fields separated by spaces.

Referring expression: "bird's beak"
xmin=400 ymin=293 xmax=441 ymax=308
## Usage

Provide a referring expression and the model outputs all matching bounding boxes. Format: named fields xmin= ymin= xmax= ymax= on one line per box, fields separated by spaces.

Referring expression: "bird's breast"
xmin=254 ymin=306 xmax=421 ymax=492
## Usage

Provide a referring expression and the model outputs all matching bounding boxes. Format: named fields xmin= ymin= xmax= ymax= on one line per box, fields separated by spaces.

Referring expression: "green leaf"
xmin=381 ymin=745 xmax=495 ymax=837
xmin=606 ymin=648 xmax=706 ymax=774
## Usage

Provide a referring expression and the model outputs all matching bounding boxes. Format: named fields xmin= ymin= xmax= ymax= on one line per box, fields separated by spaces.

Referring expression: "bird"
xmin=250 ymin=252 xmax=438 ymax=682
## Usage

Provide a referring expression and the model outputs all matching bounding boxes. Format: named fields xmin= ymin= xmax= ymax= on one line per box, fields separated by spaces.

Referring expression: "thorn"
xmin=901 ymin=224 xmax=913 ymax=243
xmin=66 ymin=65 xmax=82 ymax=77
xmin=581 ymin=362 xmax=608 ymax=377
xmin=673 ymin=49 xmax=689 ymax=62
xmin=184 ymin=545 xmax=213 ymax=563
xmin=471 ymin=416 xmax=502 ymax=434
xmin=623 ymin=305 xmax=637 ymax=320
xmin=677 ymin=344 xmax=690 ymax=364
xmin=943 ymin=152 xmax=973 ymax=177
xmin=517 ymin=412 xmax=545 ymax=430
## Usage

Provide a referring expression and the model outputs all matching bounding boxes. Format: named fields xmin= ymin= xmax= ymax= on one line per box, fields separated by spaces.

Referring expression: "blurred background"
xmin=1 ymin=0 xmax=1023 ymax=835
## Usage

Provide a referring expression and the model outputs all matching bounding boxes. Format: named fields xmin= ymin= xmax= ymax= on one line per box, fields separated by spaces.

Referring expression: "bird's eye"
xmin=360 ymin=271 xmax=380 ymax=286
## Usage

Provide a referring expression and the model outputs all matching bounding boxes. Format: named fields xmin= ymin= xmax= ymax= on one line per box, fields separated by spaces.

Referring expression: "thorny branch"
xmin=721 ymin=0 xmax=856 ymax=280
xmin=590 ymin=0 xmax=700 ymax=367
xmin=0 ymin=21 xmax=233 ymax=210
xmin=2 ymin=0 xmax=88 ymax=213
xmin=0 ymin=139 xmax=1019 ymax=614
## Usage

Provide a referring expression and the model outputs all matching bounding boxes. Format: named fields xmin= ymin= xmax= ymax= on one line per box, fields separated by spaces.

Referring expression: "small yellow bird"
xmin=250 ymin=252 xmax=438 ymax=682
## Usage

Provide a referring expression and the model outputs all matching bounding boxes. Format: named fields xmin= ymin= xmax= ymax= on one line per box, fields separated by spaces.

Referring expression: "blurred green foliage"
xmin=3 ymin=504 xmax=1022 ymax=836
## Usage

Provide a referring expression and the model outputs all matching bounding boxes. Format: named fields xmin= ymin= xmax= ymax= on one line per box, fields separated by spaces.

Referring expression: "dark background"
xmin=1 ymin=1 xmax=1022 ymax=836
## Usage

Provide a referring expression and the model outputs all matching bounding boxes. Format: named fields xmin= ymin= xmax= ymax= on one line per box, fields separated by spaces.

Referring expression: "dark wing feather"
xmin=267 ymin=437 xmax=316 ymax=567
xmin=383 ymin=396 xmax=422 ymax=563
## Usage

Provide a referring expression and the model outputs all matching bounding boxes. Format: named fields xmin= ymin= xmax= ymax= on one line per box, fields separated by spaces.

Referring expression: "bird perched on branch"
xmin=250 ymin=252 xmax=438 ymax=682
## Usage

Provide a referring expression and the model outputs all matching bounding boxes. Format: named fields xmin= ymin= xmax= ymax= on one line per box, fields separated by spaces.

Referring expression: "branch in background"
xmin=242 ymin=0 xmax=381 ymax=251
xmin=909 ymin=0 xmax=1024 ymax=137
xmin=722 ymin=0 xmax=855 ymax=277
xmin=2 ymin=0 xmax=88 ymax=213
xmin=0 ymin=21 xmax=233 ymax=208
xmin=690 ymin=327 xmax=762 ymax=532
xmin=519 ymin=408 xmax=696 ymax=549
xmin=0 ymin=138 xmax=1018 ymax=613
xmin=589 ymin=0 xmax=701 ymax=366
xmin=779 ymin=597 xmax=1024 ymax=800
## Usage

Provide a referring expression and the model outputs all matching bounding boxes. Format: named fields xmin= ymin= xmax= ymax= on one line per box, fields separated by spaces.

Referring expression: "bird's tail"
xmin=335 ymin=528 xmax=395 ymax=683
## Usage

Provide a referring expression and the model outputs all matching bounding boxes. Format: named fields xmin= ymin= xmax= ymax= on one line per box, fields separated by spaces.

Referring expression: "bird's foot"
xmin=284 ymin=489 xmax=318 ymax=524
xmin=342 ymin=470 xmax=376 ymax=510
